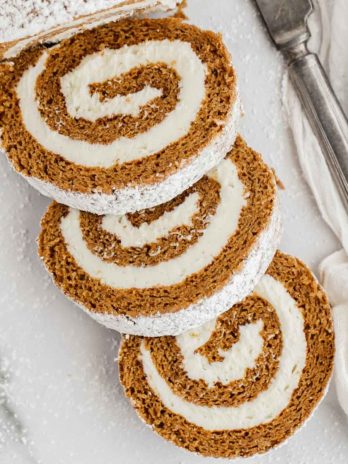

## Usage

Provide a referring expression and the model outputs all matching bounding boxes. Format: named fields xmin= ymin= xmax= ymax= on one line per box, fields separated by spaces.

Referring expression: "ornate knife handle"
xmin=288 ymin=43 xmax=348 ymax=211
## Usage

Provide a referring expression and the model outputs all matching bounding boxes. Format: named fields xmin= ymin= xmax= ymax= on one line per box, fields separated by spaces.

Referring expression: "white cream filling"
xmin=63 ymin=84 xmax=162 ymax=120
xmin=176 ymin=320 xmax=264 ymax=388
xmin=140 ymin=275 xmax=307 ymax=430
xmin=60 ymin=158 xmax=246 ymax=288
xmin=101 ymin=192 xmax=199 ymax=248
xmin=60 ymin=47 xmax=165 ymax=120
xmin=17 ymin=40 xmax=206 ymax=167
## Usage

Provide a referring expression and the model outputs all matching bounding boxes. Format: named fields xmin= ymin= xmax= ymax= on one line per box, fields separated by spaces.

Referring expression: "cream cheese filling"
xmin=101 ymin=191 xmax=200 ymax=248
xmin=140 ymin=275 xmax=307 ymax=430
xmin=17 ymin=40 xmax=206 ymax=167
xmin=59 ymin=158 xmax=246 ymax=288
xmin=176 ymin=319 xmax=264 ymax=388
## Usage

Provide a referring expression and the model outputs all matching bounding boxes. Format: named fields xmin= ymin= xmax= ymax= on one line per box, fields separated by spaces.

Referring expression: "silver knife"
xmin=254 ymin=0 xmax=348 ymax=212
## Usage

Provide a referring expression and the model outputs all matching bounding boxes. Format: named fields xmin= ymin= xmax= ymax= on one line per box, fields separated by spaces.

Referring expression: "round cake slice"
xmin=119 ymin=251 xmax=335 ymax=459
xmin=38 ymin=137 xmax=281 ymax=336
xmin=0 ymin=16 xmax=240 ymax=215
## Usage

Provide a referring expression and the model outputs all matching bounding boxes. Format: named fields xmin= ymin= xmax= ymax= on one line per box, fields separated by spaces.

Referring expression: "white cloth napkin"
xmin=283 ymin=0 xmax=348 ymax=416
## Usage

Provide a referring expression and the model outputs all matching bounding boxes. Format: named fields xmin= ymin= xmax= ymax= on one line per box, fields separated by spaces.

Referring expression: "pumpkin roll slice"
xmin=38 ymin=137 xmax=281 ymax=336
xmin=0 ymin=15 xmax=240 ymax=215
xmin=119 ymin=251 xmax=334 ymax=458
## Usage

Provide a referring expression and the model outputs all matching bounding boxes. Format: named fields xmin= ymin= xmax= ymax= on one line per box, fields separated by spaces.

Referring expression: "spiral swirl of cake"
xmin=119 ymin=252 xmax=334 ymax=458
xmin=0 ymin=16 xmax=240 ymax=215
xmin=38 ymin=138 xmax=281 ymax=336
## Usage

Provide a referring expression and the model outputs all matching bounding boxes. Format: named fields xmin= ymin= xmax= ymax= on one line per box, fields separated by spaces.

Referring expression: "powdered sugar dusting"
xmin=0 ymin=0 xmax=140 ymax=43
xmin=2 ymin=0 xmax=181 ymax=60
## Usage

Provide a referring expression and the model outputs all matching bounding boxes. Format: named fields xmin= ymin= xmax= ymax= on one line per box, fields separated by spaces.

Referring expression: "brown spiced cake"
xmin=119 ymin=251 xmax=335 ymax=458
xmin=0 ymin=0 xmax=241 ymax=215
xmin=38 ymin=137 xmax=281 ymax=336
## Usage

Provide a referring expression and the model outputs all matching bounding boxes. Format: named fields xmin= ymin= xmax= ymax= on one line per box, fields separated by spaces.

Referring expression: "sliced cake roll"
xmin=38 ymin=138 xmax=281 ymax=336
xmin=119 ymin=251 xmax=334 ymax=458
xmin=0 ymin=11 xmax=240 ymax=214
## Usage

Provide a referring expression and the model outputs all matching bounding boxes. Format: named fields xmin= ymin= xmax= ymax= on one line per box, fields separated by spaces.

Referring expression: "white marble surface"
xmin=0 ymin=0 xmax=347 ymax=463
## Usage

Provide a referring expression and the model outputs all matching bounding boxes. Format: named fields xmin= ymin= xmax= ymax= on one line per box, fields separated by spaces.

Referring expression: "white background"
xmin=0 ymin=0 xmax=348 ymax=463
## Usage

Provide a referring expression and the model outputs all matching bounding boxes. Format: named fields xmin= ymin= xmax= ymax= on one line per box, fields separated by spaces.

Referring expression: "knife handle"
xmin=288 ymin=48 xmax=348 ymax=210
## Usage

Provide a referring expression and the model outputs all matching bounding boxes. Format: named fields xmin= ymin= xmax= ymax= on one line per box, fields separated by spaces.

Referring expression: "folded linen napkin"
xmin=283 ymin=0 xmax=348 ymax=416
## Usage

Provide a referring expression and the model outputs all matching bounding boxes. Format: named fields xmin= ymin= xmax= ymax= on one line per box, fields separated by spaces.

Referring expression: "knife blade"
xmin=254 ymin=0 xmax=348 ymax=212
xmin=254 ymin=0 xmax=312 ymax=49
